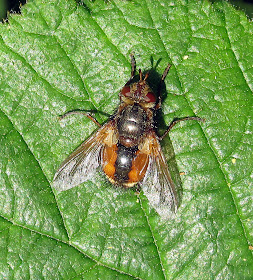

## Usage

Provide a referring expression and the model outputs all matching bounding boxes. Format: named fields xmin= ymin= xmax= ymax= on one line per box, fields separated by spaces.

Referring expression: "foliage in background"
xmin=0 ymin=0 xmax=252 ymax=279
xmin=0 ymin=0 xmax=7 ymax=20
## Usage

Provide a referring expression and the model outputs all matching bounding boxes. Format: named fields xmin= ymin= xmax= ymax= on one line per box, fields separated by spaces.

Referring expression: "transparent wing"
xmin=53 ymin=122 xmax=112 ymax=191
xmin=141 ymin=134 xmax=179 ymax=218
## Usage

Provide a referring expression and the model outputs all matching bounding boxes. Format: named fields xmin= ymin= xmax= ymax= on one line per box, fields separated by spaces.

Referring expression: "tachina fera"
xmin=53 ymin=54 xmax=203 ymax=217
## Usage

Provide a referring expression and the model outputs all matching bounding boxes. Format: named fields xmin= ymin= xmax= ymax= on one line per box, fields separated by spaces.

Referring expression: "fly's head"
xmin=119 ymin=69 xmax=156 ymax=109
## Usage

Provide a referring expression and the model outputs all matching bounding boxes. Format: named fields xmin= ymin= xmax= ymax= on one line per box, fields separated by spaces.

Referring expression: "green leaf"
xmin=0 ymin=0 xmax=252 ymax=279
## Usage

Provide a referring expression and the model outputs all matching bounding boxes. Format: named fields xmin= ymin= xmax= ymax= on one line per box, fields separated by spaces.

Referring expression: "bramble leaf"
xmin=0 ymin=0 xmax=252 ymax=279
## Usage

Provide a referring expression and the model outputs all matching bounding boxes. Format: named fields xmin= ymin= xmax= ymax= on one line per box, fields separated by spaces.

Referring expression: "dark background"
xmin=1 ymin=0 xmax=253 ymax=21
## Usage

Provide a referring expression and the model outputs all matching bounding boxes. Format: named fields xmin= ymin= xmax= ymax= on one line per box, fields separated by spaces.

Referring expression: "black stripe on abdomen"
xmin=114 ymin=144 xmax=137 ymax=183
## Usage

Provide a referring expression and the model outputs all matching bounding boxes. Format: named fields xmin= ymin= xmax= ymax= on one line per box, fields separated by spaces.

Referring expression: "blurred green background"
xmin=227 ymin=0 xmax=253 ymax=18
xmin=0 ymin=0 xmax=26 ymax=21
xmin=0 ymin=0 xmax=253 ymax=21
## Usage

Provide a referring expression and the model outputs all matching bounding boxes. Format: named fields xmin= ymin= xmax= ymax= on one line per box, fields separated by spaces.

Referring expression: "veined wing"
xmin=141 ymin=133 xmax=179 ymax=218
xmin=53 ymin=122 xmax=114 ymax=191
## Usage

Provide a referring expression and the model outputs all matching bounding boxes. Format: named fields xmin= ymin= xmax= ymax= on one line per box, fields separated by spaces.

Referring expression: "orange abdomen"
xmin=102 ymin=144 xmax=149 ymax=187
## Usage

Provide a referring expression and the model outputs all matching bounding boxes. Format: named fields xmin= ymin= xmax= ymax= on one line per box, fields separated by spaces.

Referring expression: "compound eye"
xmin=121 ymin=86 xmax=131 ymax=97
xmin=144 ymin=92 xmax=156 ymax=103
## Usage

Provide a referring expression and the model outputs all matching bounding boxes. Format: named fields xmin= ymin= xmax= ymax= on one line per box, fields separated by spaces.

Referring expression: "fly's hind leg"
xmin=134 ymin=183 xmax=142 ymax=194
xmin=59 ymin=111 xmax=102 ymax=127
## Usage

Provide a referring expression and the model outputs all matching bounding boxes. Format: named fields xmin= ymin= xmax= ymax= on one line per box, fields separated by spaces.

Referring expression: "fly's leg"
xmin=134 ymin=183 xmax=141 ymax=194
xmin=155 ymin=63 xmax=204 ymax=139
xmin=130 ymin=53 xmax=136 ymax=79
xmin=156 ymin=63 xmax=172 ymax=109
xmin=59 ymin=111 xmax=102 ymax=127
xmin=159 ymin=116 xmax=205 ymax=141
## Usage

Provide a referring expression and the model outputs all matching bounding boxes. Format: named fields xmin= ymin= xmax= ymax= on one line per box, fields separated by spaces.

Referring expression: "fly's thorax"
xmin=117 ymin=104 xmax=147 ymax=147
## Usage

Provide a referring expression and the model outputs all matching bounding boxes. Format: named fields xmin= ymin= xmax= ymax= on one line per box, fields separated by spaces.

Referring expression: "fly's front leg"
xmin=130 ymin=53 xmax=136 ymax=79
xmin=156 ymin=63 xmax=172 ymax=109
xmin=159 ymin=116 xmax=205 ymax=141
xmin=59 ymin=111 xmax=102 ymax=127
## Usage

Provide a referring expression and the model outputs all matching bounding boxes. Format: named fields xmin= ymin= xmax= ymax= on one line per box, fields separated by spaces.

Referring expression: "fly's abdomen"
xmin=114 ymin=144 xmax=136 ymax=183
xmin=102 ymin=143 xmax=149 ymax=187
